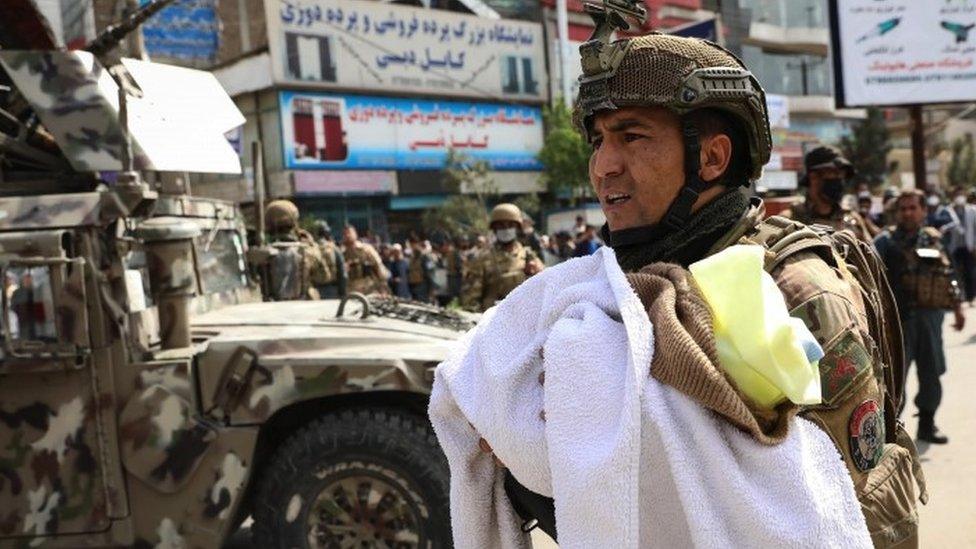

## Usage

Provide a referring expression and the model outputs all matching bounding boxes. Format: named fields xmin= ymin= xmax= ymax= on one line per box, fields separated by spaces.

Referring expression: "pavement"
xmin=904 ymin=312 xmax=976 ymax=546
xmin=226 ymin=315 xmax=976 ymax=548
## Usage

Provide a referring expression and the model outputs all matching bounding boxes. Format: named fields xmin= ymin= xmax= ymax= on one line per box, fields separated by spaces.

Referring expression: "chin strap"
xmin=661 ymin=118 xmax=708 ymax=231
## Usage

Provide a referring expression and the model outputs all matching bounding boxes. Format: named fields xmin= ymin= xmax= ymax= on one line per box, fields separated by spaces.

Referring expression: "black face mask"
xmin=821 ymin=177 xmax=845 ymax=204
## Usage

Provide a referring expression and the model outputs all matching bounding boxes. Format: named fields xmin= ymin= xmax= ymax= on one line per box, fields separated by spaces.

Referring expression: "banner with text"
xmin=831 ymin=0 xmax=976 ymax=106
xmin=280 ymin=91 xmax=543 ymax=171
xmin=267 ymin=0 xmax=546 ymax=102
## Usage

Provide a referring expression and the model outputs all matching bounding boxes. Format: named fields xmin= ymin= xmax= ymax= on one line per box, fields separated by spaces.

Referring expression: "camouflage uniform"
xmin=782 ymin=200 xmax=875 ymax=243
xmin=407 ymin=247 xmax=437 ymax=302
xmin=344 ymin=241 xmax=390 ymax=296
xmin=264 ymin=200 xmax=333 ymax=301
xmin=316 ymin=238 xmax=346 ymax=298
xmin=460 ymin=242 xmax=540 ymax=312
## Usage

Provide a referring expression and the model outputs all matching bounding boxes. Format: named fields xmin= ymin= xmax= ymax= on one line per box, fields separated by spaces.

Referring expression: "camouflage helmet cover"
xmin=265 ymin=199 xmax=299 ymax=231
xmin=489 ymin=203 xmax=523 ymax=225
xmin=573 ymin=33 xmax=772 ymax=181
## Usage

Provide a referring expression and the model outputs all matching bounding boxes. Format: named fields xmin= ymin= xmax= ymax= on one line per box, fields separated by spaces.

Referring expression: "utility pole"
xmin=556 ymin=0 xmax=572 ymax=108
xmin=910 ymin=105 xmax=927 ymax=190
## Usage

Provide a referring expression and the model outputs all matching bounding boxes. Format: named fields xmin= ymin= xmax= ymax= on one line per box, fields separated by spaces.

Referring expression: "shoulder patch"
xmin=818 ymin=331 xmax=872 ymax=406
xmin=849 ymin=399 xmax=884 ymax=471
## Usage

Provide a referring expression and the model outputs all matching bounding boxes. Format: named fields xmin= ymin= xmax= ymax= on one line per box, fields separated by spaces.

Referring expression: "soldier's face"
xmin=588 ymin=107 xmax=726 ymax=231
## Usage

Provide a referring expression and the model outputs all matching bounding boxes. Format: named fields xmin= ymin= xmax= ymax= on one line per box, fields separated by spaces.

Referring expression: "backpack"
xmin=745 ymin=216 xmax=927 ymax=547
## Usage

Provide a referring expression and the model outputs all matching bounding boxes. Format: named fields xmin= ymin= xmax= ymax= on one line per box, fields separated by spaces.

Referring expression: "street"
xmin=906 ymin=313 xmax=976 ymax=546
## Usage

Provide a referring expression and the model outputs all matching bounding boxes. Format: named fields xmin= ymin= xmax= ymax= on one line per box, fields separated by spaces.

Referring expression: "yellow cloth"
xmin=689 ymin=245 xmax=822 ymax=409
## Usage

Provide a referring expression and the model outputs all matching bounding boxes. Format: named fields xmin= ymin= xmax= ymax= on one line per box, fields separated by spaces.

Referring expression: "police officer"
xmin=491 ymin=27 xmax=921 ymax=546
xmin=342 ymin=225 xmax=389 ymax=296
xmin=313 ymin=220 xmax=346 ymax=298
xmin=874 ymin=190 xmax=965 ymax=444
xmin=782 ymin=146 xmax=874 ymax=242
xmin=264 ymin=200 xmax=332 ymax=300
xmin=460 ymin=203 xmax=543 ymax=312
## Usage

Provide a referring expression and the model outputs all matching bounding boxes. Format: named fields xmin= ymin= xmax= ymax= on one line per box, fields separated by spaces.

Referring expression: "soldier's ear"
xmin=699 ymin=133 xmax=732 ymax=184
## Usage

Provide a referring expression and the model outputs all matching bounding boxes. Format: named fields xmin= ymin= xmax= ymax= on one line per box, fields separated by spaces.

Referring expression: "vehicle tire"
xmin=251 ymin=408 xmax=452 ymax=548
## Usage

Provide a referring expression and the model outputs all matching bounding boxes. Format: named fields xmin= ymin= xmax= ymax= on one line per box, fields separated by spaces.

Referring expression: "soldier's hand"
xmin=524 ymin=259 xmax=542 ymax=276
xmin=953 ymin=307 xmax=966 ymax=331
xmin=477 ymin=437 xmax=506 ymax=468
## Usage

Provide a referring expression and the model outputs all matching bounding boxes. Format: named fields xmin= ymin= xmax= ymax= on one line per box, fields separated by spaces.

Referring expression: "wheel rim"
xmin=307 ymin=473 xmax=423 ymax=548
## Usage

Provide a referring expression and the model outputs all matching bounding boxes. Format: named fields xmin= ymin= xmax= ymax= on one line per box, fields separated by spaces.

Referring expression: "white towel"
xmin=429 ymin=246 xmax=871 ymax=548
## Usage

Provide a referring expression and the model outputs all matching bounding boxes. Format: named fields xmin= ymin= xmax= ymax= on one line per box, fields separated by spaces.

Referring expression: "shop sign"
xmin=294 ymin=170 xmax=397 ymax=195
xmin=280 ymin=91 xmax=543 ymax=171
xmin=267 ymin=0 xmax=547 ymax=101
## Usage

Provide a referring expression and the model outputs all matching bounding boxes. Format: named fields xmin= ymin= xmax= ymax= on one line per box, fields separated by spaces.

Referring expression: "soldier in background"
xmin=438 ymin=238 xmax=464 ymax=307
xmin=314 ymin=220 xmax=346 ymax=298
xmin=264 ymin=200 xmax=333 ymax=301
xmin=461 ymin=203 xmax=543 ymax=312
xmin=407 ymin=236 xmax=437 ymax=302
xmin=342 ymin=225 xmax=390 ymax=296
xmin=782 ymin=146 xmax=873 ymax=242
xmin=874 ymin=190 xmax=965 ymax=444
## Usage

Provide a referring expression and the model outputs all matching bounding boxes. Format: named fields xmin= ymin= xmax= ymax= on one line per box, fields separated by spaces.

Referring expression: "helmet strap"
xmin=661 ymin=118 xmax=709 ymax=231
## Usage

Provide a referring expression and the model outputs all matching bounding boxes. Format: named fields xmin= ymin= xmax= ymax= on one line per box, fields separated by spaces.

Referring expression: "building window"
xmin=285 ymin=33 xmax=337 ymax=82
xmin=738 ymin=0 xmax=825 ymax=28
xmin=742 ymin=46 xmax=832 ymax=96
xmin=502 ymin=56 xmax=539 ymax=95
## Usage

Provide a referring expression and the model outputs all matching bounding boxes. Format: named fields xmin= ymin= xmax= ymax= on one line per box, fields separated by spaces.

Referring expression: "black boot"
xmin=917 ymin=410 xmax=949 ymax=444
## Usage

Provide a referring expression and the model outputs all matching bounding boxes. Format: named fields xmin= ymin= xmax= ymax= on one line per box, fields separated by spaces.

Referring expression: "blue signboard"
xmin=279 ymin=91 xmax=544 ymax=171
xmin=140 ymin=0 xmax=219 ymax=62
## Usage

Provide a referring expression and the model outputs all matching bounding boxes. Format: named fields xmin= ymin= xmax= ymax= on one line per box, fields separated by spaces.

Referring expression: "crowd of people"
xmin=290 ymin=204 xmax=606 ymax=312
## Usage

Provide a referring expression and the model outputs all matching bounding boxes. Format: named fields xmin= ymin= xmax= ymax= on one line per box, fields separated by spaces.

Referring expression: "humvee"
xmin=0 ymin=3 xmax=463 ymax=547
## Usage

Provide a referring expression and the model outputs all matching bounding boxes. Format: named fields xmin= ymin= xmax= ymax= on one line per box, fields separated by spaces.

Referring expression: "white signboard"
xmin=266 ymin=0 xmax=547 ymax=102
xmin=766 ymin=94 xmax=790 ymax=129
xmin=832 ymin=0 xmax=976 ymax=106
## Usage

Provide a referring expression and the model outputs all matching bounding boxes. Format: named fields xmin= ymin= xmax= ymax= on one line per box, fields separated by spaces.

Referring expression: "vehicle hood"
xmin=191 ymin=300 xmax=468 ymax=363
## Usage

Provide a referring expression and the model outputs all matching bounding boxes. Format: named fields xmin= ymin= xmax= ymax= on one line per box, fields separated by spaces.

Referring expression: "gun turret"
xmin=84 ymin=0 xmax=177 ymax=57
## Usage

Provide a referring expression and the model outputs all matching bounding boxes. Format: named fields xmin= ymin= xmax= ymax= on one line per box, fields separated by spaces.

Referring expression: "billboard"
xmin=279 ymin=91 xmax=543 ymax=171
xmin=830 ymin=0 xmax=976 ymax=107
xmin=266 ymin=0 xmax=546 ymax=102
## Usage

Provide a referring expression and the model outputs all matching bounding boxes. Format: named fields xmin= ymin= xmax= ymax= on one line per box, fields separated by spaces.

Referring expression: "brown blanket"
xmin=626 ymin=263 xmax=797 ymax=445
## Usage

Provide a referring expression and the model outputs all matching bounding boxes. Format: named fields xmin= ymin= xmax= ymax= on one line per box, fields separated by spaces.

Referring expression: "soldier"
xmin=342 ymin=225 xmax=390 ymax=296
xmin=782 ymin=146 xmax=874 ymax=242
xmin=460 ymin=203 xmax=544 ymax=312
xmin=407 ymin=236 xmax=437 ymax=303
xmin=490 ymin=30 xmax=922 ymax=546
xmin=264 ymin=200 xmax=333 ymax=301
xmin=314 ymin=220 xmax=346 ymax=298
xmin=874 ymin=190 xmax=965 ymax=444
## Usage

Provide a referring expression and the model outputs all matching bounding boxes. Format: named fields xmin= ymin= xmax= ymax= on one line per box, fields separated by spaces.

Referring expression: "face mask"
xmin=926 ymin=195 xmax=940 ymax=207
xmin=955 ymin=196 xmax=967 ymax=206
xmin=821 ymin=177 xmax=845 ymax=203
xmin=495 ymin=228 xmax=517 ymax=243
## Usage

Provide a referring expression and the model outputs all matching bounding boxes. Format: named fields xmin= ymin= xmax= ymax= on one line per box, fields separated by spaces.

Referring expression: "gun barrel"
xmin=84 ymin=0 xmax=178 ymax=57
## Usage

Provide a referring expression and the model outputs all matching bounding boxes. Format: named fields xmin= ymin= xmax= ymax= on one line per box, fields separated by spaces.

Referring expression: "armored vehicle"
xmin=0 ymin=2 xmax=463 ymax=547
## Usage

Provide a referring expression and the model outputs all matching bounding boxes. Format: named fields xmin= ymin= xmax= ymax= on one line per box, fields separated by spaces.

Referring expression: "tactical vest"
xmin=895 ymin=227 xmax=961 ymax=310
xmin=268 ymin=241 xmax=309 ymax=301
xmin=743 ymin=216 xmax=926 ymax=548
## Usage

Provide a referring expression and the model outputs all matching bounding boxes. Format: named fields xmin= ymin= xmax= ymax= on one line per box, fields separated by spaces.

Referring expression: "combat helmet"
xmin=489 ymin=203 xmax=523 ymax=225
xmin=574 ymin=1 xmax=771 ymax=230
xmin=266 ymin=199 xmax=300 ymax=232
